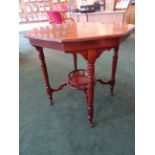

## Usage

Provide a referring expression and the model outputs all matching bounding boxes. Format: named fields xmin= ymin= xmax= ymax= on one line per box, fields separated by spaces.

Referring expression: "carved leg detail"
xmin=86 ymin=50 xmax=96 ymax=127
xmin=110 ymin=47 xmax=119 ymax=96
xmin=73 ymin=54 xmax=77 ymax=71
xmin=84 ymin=88 xmax=94 ymax=127
xmin=87 ymin=63 xmax=95 ymax=127
xmin=35 ymin=46 xmax=53 ymax=105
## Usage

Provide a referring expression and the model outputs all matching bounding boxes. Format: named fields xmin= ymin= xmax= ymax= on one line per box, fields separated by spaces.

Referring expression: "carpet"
xmin=19 ymin=32 xmax=135 ymax=155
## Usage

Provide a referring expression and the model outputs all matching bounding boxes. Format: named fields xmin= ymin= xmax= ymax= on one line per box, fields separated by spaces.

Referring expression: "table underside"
xmin=34 ymin=45 xmax=119 ymax=127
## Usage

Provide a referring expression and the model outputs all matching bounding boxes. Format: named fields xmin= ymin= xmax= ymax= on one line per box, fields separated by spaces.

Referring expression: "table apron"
xmin=29 ymin=39 xmax=64 ymax=51
xmin=63 ymin=38 xmax=119 ymax=51
xmin=29 ymin=38 xmax=119 ymax=52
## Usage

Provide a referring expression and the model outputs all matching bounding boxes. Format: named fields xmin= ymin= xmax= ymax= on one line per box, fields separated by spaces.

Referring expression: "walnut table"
xmin=26 ymin=22 xmax=134 ymax=127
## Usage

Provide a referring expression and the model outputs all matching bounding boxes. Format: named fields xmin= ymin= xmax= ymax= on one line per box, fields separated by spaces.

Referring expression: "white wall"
xmin=106 ymin=0 xmax=114 ymax=10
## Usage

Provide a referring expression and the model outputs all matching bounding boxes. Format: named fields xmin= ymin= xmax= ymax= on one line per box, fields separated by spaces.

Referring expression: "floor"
xmin=19 ymin=32 xmax=135 ymax=155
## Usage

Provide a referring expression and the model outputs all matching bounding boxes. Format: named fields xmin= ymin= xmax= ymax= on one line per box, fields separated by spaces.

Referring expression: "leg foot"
xmin=110 ymin=86 xmax=114 ymax=96
xmin=89 ymin=121 xmax=95 ymax=128
xmin=49 ymin=96 xmax=53 ymax=105
xmin=46 ymin=87 xmax=53 ymax=105
xmin=87 ymin=106 xmax=94 ymax=127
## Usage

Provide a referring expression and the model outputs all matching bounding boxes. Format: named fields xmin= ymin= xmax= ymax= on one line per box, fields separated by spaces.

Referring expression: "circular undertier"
xmin=67 ymin=69 xmax=89 ymax=90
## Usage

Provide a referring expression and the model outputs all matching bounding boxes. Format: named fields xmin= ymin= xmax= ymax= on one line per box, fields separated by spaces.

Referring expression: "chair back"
xmin=47 ymin=10 xmax=63 ymax=24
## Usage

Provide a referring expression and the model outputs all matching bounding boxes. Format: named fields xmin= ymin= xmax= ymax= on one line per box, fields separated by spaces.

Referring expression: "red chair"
xmin=46 ymin=10 xmax=74 ymax=24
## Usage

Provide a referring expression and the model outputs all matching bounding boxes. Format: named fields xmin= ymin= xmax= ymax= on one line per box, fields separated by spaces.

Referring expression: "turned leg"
xmin=86 ymin=50 xmax=96 ymax=127
xmin=35 ymin=46 xmax=53 ymax=105
xmin=84 ymin=89 xmax=88 ymax=104
xmin=72 ymin=54 xmax=77 ymax=71
xmin=87 ymin=66 xmax=95 ymax=127
xmin=110 ymin=47 xmax=119 ymax=96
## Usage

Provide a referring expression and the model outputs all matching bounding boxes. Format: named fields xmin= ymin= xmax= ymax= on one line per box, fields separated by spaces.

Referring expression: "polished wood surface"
xmin=26 ymin=22 xmax=134 ymax=127
xmin=26 ymin=22 xmax=134 ymax=43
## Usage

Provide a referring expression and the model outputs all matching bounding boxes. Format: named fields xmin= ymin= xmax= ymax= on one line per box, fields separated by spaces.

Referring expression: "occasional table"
xmin=26 ymin=22 xmax=134 ymax=127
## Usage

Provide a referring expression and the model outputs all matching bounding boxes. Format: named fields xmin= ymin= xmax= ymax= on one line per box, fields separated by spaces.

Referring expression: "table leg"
xmin=35 ymin=46 xmax=53 ymax=105
xmin=110 ymin=47 xmax=119 ymax=96
xmin=72 ymin=54 xmax=77 ymax=70
xmin=86 ymin=50 xmax=96 ymax=127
